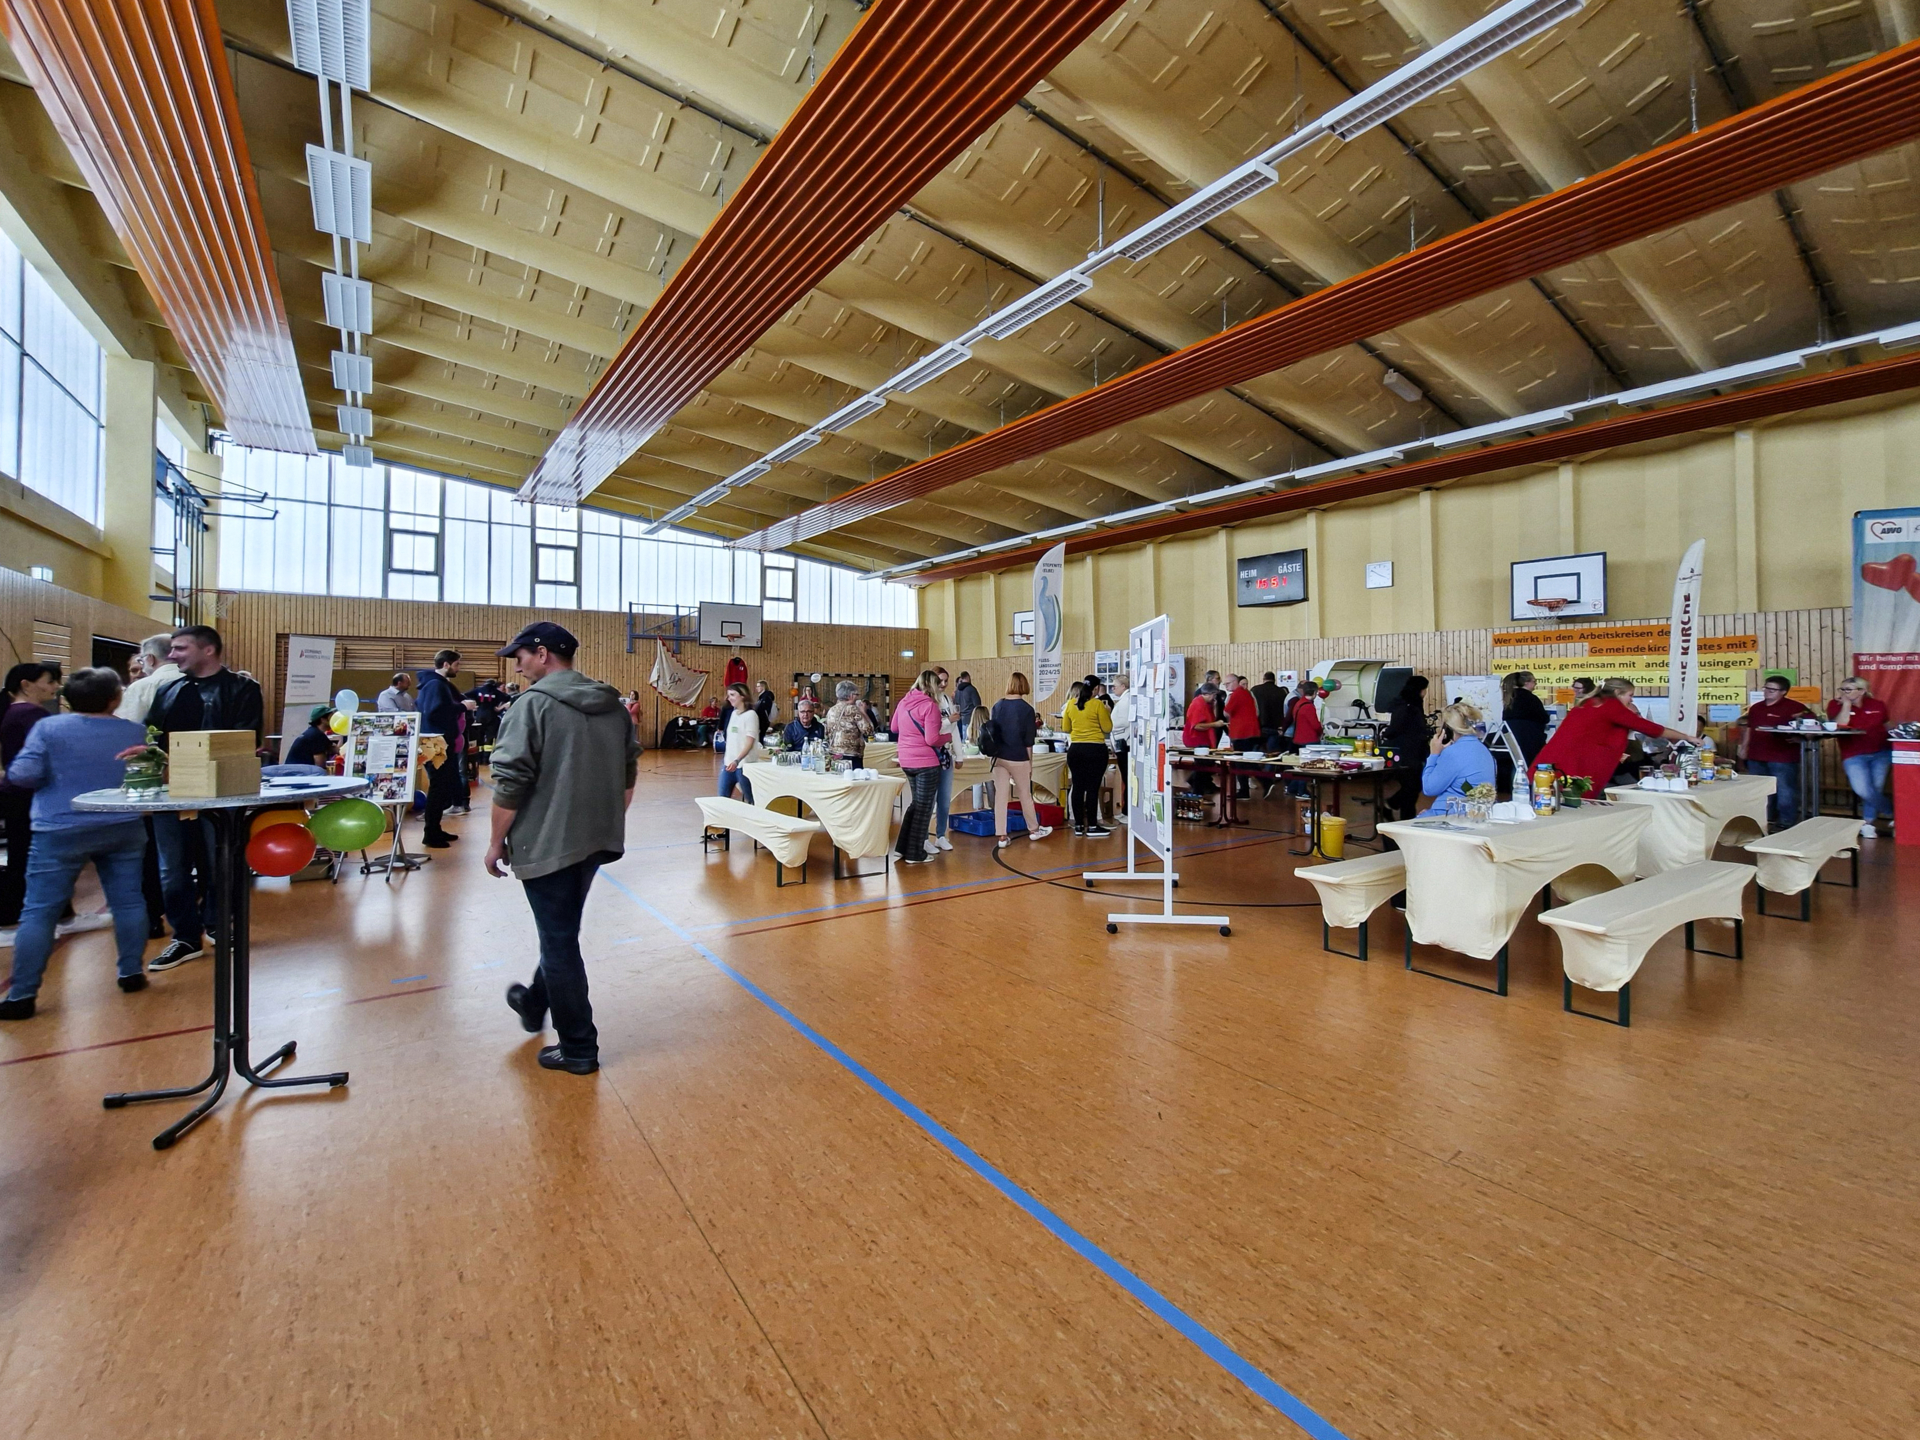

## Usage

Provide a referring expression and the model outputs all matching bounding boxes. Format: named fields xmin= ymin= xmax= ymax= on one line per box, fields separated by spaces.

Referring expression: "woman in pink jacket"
xmin=891 ymin=671 xmax=946 ymax=866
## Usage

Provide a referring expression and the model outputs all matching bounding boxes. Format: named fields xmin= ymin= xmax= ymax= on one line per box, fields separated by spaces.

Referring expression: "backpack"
xmin=977 ymin=714 xmax=1004 ymax=759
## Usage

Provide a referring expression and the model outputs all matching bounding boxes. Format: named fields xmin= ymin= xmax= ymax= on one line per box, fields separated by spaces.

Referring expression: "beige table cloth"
xmin=1604 ymin=776 xmax=1773 ymax=876
xmin=1377 ymin=804 xmax=1651 ymax=960
xmin=1743 ymin=815 xmax=1862 ymax=895
xmin=1541 ymin=860 xmax=1753 ymax=992
xmin=695 ymin=795 xmax=822 ymax=869
xmin=741 ymin=762 xmax=906 ymax=859
xmin=1298 ymin=852 xmax=1407 ymax=929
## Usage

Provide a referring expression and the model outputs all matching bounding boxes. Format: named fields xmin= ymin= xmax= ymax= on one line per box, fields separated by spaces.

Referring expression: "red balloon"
xmin=247 ymin=822 xmax=317 ymax=877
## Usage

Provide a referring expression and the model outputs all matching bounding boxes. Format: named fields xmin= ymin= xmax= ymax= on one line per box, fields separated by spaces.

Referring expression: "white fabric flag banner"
xmin=649 ymin=641 xmax=708 ymax=709
xmin=1032 ymin=542 xmax=1066 ymax=706
xmin=284 ymin=635 xmax=336 ymax=704
xmin=1667 ymin=539 xmax=1705 ymax=733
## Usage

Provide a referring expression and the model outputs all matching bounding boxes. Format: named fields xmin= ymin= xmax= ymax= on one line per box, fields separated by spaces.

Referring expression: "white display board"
xmin=1086 ymin=616 xmax=1227 ymax=936
xmin=698 ymin=602 xmax=763 ymax=648
xmin=1510 ymin=552 xmax=1606 ymax=620
xmin=345 ymin=711 xmax=422 ymax=805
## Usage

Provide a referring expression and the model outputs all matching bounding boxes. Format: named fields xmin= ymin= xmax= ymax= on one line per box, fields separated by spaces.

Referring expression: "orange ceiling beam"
xmin=905 ymin=350 xmax=1920 ymax=583
xmin=741 ymin=39 xmax=1920 ymax=554
xmin=521 ymin=0 xmax=1124 ymax=506
xmin=1 ymin=0 xmax=312 ymax=452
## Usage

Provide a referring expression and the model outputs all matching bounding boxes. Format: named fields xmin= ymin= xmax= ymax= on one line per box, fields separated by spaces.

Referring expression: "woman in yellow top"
xmin=1059 ymin=680 xmax=1113 ymax=837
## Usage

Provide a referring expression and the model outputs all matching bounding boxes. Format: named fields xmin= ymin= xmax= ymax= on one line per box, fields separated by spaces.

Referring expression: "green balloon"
xmin=306 ymin=798 xmax=387 ymax=851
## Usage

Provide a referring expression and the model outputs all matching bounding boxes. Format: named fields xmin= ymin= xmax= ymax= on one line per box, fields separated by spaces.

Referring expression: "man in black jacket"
xmin=415 ymin=650 xmax=476 ymax=847
xmin=144 ymin=626 xmax=264 ymax=971
xmin=1250 ymin=672 xmax=1289 ymax=752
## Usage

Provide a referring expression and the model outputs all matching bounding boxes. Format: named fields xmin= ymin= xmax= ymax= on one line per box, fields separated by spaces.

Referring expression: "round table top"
xmin=72 ymin=776 xmax=369 ymax=813
xmin=1755 ymin=726 xmax=1860 ymax=739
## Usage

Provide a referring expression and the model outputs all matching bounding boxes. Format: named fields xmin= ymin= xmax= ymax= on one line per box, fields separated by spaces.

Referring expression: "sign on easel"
xmin=1086 ymin=614 xmax=1230 ymax=937
xmin=345 ymin=711 xmax=421 ymax=803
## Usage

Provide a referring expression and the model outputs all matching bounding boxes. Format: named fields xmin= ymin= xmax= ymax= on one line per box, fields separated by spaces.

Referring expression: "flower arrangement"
xmin=1561 ymin=775 xmax=1594 ymax=807
xmin=121 ymin=725 xmax=168 ymax=793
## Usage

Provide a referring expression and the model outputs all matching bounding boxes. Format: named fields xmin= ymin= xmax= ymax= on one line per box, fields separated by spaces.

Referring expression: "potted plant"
xmin=1561 ymin=775 xmax=1594 ymax=808
xmin=121 ymin=725 xmax=168 ymax=795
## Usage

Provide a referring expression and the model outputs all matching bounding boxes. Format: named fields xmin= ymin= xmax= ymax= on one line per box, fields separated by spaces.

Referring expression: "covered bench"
xmin=1297 ymin=851 xmax=1405 ymax=961
xmin=1539 ymin=860 xmax=1754 ymax=1026
xmin=1743 ymin=816 xmax=1860 ymax=920
xmin=695 ymin=796 xmax=825 ymax=887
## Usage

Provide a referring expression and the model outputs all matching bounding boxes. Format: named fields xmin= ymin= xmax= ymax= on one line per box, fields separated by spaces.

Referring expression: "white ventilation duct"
xmin=336 ymin=404 xmax=372 ymax=436
xmin=342 ymin=443 xmax=374 ymax=468
xmin=322 ymin=273 xmax=373 ymax=333
xmin=330 ymin=348 xmax=372 ymax=392
xmin=306 ymin=145 xmax=372 ymax=243
xmin=287 ymin=0 xmax=371 ymax=90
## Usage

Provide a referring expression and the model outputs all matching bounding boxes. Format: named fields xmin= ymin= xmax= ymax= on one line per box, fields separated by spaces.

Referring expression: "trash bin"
xmin=1320 ymin=814 xmax=1347 ymax=859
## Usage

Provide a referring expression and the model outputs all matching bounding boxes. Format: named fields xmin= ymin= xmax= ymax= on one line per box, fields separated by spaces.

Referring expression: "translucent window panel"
xmin=580 ymin=530 xmax=621 ymax=611
xmin=830 ymin=565 xmax=859 ymax=625
xmin=796 ymin=559 xmax=831 ymax=623
xmin=765 ymin=599 xmax=794 ymax=622
xmin=0 ymin=337 xmax=19 ymax=479
xmin=389 ymin=467 xmax=440 ymax=526
xmin=19 ymin=365 xmax=102 ymax=524
xmin=533 ymin=504 xmax=577 ymax=545
xmin=390 ymin=531 xmax=438 ymax=573
xmin=490 ymin=518 xmax=530 ymax=606
xmin=153 ymin=491 xmax=175 ymax=577
xmin=884 ymin=581 xmax=918 ymax=628
xmin=154 ymin=418 xmax=186 ymax=471
xmin=0 ymin=228 xmax=19 ymax=339
xmin=330 ymin=504 xmax=384 ymax=596
xmin=534 ymin=582 xmax=577 ymax=608
xmin=388 ymin=571 xmax=440 ymax=602
xmin=763 ymin=560 xmax=794 ymax=601
xmin=21 ymin=264 xmax=99 ymax=412
xmin=536 ymin=545 xmax=576 ymax=583
xmin=733 ymin=551 xmax=760 ymax=604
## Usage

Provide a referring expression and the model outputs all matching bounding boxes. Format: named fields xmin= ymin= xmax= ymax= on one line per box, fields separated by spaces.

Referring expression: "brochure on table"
xmin=345 ymin=711 xmax=421 ymax=806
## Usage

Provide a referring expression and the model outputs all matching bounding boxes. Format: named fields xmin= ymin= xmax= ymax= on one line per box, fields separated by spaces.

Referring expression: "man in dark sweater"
xmin=143 ymin=626 xmax=264 ymax=971
xmin=1250 ymin=672 xmax=1289 ymax=752
xmin=415 ymin=649 xmax=476 ymax=848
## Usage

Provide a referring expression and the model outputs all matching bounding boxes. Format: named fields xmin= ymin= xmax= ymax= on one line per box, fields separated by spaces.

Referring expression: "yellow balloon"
xmin=250 ymin=807 xmax=309 ymax=838
xmin=329 ymin=711 xmax=351 ymax=734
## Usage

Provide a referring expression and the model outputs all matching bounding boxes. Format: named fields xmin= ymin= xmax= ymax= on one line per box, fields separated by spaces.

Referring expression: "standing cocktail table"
xmin=74 ymin=776 xmax=369 ymax=1149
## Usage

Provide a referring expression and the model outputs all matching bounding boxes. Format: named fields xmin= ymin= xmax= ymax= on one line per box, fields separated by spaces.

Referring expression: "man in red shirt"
xmin=1222 ymin=673 xmax=1262 ymax=798
xmin=1741 ymin=675 xmax=1813 ymax=826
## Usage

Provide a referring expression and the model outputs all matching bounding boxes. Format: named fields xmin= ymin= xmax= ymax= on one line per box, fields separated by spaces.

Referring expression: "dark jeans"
xmin=1066 ymin=743 xmax=1108 ymax=830
xmin=153 ymin=812 xmax=218 ymax=948
xmin=0 ymin=792 xmax=31 ymax=926
xmin=141 ymin=817 xmax=165 ymax=930
xmin=6 ymin=822 xmax=148 ymax=999
xmin=1232 ymin=735 xmax=1262 ymax=797
xmin=521 ymin=858 xmax=601 ymax=1061
xmin=1113 ymin=741 xmax=1129 ymax=814
xmin=1747 ymin=758 xmax=1799 ymax=826
xmin=896 ymin=765 xmax=941 ymax=861
xmin=718 ymin=764 xmax=754 ymax=804
xmin=424 ymin=752 xmax=463 ymax=838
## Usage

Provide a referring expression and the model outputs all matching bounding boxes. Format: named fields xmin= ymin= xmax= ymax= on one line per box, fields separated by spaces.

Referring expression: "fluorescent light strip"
xmin=685 ymin=1 xmax=1590 ymax=533
xmin=724 ymin=462 xmax=771 ymax=488
xmin=1323 ymin=0 xmax=1585 ymax=141
xmin=764 ymin=433 xmax=822 ymax=466
xmin=287 ymin=0 xmax=371 ymax=90
xmin=306 ymin=145 xmax=372 ymax=243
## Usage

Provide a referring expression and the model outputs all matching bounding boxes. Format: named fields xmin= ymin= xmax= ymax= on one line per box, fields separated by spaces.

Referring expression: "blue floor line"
xmin=599 ymin=868 xmax=1349 ymax=1439
xmin=391 ymin=974 xmax=428 ymax=984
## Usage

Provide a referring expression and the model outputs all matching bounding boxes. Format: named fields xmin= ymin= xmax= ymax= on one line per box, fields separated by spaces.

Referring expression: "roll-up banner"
xmin=1032 ymin=542 xmax=1066 ymax=706
xmin=1853 ymin=508 xmax=1920 ymax=722
xmin=1667 ymin=539 xmax=1705 ymax=733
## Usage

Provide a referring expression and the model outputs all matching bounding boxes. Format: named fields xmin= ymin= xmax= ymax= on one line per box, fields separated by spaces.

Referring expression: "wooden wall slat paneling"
xmin=743 ymin=40 xmax=1920 ymax=552
xmin=0 ymin=569 xmax=161 ymax=677
xmin=522 ymin=0 xmax=1123 ymax=506
xmin=0 ymin=0 xmax=312 ymax=451
xmin=215 ymin=592 xmax=925 ymax=745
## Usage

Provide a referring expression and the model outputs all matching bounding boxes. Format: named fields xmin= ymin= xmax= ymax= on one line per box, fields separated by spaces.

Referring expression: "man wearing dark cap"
xmin=486 ymin=622 xmax=640 ymax=1075
xmin=284 ymin=704 xmax=337 ymax=768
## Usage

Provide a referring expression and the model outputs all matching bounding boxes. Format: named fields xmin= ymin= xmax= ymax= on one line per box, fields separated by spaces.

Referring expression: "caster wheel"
xmin=1172 ymin=879 xmax=1179 ymax=887
xmin=1106 ymin=923 xmax=1118 ymax=934
xmin=1219 ymin=926 xmax=1231 ymax=937
xmin=1085 ymin=880 xmax=1093 ymax=889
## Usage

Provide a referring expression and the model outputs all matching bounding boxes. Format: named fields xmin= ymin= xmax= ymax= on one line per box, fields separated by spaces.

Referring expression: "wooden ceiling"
xmin=3 ymin=0 xmax=1919 ymax=573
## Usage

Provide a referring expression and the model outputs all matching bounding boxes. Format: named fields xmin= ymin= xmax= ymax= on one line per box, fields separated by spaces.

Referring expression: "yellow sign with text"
xmin=1491 ymin=658 xmax=1752 ymax=705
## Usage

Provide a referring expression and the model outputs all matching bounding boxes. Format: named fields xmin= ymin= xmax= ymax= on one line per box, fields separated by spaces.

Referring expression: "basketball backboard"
xmin=1510 ymin=552 xmax=1606 ymax=621
xmin=698 ymin=602 xmax=763 ymax=648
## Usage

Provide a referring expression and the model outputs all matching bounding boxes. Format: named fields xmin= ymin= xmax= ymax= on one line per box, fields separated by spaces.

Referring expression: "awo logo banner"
xmin=1865 ymin=515 xmax=1920 ymax=543
xmin=1853 ymin=508 xmax=1920 ymax=722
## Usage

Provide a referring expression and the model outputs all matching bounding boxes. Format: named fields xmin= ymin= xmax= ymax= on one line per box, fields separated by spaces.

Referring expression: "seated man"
xmin=285 ymin=704 xmax=337 ymax=767
xmin=781 ymin=696 xmax=826 ymax=751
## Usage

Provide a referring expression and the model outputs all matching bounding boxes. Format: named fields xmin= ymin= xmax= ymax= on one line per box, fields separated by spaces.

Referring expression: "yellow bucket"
xmin=1319 ymin=814 xmax=1347 ymax=859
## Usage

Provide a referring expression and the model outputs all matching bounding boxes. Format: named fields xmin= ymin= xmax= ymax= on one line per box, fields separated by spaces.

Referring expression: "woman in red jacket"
xmin=1830 ymin=676 xmax=1892 ymax=837
xmin=1534 ymin=678 xmax=1698 ymax=791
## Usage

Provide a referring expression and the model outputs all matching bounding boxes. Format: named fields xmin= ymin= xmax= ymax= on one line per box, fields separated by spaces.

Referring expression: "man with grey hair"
xmin=823 ymin=679 xmax=873 ymax=765
xmin=115 ymin=634 xmax=181 ymax=724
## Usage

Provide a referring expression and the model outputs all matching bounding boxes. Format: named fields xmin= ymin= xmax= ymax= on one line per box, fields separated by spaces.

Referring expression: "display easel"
xmin=1085 ymin=617 xmax=1230 ymax=937
xmin=343 ymin=712 xmax=425 ymax=882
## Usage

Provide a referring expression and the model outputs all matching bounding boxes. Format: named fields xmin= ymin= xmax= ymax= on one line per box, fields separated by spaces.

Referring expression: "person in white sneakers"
xmin=983 ymin=672 xmax=1051 ymax=850
xmin=1828 ymin=676 xmax=1893 ymax=837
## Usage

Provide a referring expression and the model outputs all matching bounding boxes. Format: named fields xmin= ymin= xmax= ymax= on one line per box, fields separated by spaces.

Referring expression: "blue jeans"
xmin=1746 ymin=759 xmax=1799 ymax=826
xmin=718 ymin=764 xmax=753 ymax=804
xmin=520 ymin=858 xmax=601 ymax=1060
xmin=6 ymin=822 xmax=148 ymax=1000
xmin=934 ymin=761 xmax=953 ymax=837
xmin=152 ymin=811 xmax=217 ymax=947
xmin=1844 ymin=751 xmax=1892 ymax=824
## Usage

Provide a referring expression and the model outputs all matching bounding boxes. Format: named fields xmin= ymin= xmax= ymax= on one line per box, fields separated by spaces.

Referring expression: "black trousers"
xmin=895 ymin=765 xmax=941 ymax=861
xmin=1113 ymin=741 xmax=1129 ymax=814
xmin=141 ymin=816 xmax=165 ymax=930
xmin=0 ymin=793 xmax=31 ymax=927
xmin=423 ymin=752 xmax=463 ymax=837
xmin=521 ymin=858 xmax=601 ymax=1060
xmin=1066 ymin=743 xmax=1108 ymax=830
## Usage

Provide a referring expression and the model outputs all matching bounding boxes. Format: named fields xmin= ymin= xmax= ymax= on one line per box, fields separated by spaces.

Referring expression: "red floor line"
xmin=1 ymin=980 xmax=452 ymax=1065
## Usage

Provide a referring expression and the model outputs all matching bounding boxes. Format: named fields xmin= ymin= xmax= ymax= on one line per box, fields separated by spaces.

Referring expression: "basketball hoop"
xmin=721 ymin=621 xmax=744 ymax=640
xmin=1526 ymin=597 xmax=1571 ymax=615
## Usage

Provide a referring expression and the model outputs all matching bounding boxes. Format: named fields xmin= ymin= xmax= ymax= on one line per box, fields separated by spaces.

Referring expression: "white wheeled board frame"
xmin=1083 ymin=615 xmax=1230 ymax=937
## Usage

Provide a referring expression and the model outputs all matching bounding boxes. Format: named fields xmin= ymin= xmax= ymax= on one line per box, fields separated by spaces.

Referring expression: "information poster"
xmin=1126 ymin=616 xmax=1179 ymax=862
xmin=345 ymin=711 xmax=421 ymax=805
xmin=1854 ymin=507 xmax=1920 ymax=721
xmin=281 ymin=635 xmax=336 ymax=763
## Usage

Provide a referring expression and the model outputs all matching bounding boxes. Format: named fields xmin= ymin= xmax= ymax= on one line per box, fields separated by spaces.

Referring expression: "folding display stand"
xmin=1085 ymin=616 xmax=1229 ymax=937
xmin=358 ymin=802 xmax=427 ymax=881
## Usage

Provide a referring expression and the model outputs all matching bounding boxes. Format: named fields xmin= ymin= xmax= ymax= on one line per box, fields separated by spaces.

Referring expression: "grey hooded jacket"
xmin=488 ymin=666 xmax=640 ymax=878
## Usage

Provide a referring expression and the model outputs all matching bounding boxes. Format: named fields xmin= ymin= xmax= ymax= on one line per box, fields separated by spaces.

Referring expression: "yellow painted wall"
xmin=923 ymin=397 xmax=1920 ymax=660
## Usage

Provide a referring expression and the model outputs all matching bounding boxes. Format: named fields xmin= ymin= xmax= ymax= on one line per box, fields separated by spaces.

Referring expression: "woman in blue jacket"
xmin=1420 ymin=702 xmax=1496 ymax=816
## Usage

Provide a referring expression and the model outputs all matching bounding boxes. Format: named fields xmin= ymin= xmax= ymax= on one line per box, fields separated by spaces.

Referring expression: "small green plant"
xmin=121 ymin=725 xmax=168 ymax=792
xmin=1561 ymin=774 xmax=1594 ymax=807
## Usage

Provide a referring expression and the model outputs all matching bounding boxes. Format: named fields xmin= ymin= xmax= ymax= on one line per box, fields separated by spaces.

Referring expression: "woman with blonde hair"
xmin=890 ymin=670 xmax=946 ymax=865
xmin=1829 ymin=675 xmax=1893 ymax=837
xmin=1534 ymin=676 xmax=1697 ymax=792
xmin=985 ymin=671 xmax=1051 ymax=849
xmin=1418 ymin=701 xmax=1497 ymax=815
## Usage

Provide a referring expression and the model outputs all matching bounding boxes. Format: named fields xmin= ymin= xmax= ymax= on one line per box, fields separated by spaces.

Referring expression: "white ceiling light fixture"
xmin=820 ymin=395 xmax=888 ymax=431
xmin=724 ymin=461 xmax=771 ymax=488
xmin=306 ymin=145 xmax=372 ymax=243
xmin=322 ymin=273 xmax=373 ymax=333
xmin=764 ymin=433 xmax=822 ymax=466
xmin=286 ymin=0 xmax=371 ymax=91
xmin=1321 ymin=0 xmax=1585 ymax=141
xmin=889 ymin=342 xmax=974 ymax=393
xmin=1103 ymin=163 xmax=1280 ymax=265
xmin=971 ymin=272 xmax=1095 ymax=340
xmin=1380 ymin=369 xmax=1423 ymax=403
xmin=330 ymin=349 xmax=372 ymax=392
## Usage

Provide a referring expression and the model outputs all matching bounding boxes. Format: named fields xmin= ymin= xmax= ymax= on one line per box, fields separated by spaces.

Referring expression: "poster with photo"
xmin=345 ymin=712 xmax=421 ymax=806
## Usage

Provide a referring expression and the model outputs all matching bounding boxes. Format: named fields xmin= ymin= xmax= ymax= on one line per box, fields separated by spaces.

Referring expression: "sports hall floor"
xmin=1 ymin=750 xmax=1914 ymax=1439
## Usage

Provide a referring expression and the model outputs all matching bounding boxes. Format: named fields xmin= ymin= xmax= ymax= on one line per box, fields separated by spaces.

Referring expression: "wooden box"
xmin=168 ymin=754 xmax=262 ymax=799
xmin=168 ymin=729 xmax=256 ymax=761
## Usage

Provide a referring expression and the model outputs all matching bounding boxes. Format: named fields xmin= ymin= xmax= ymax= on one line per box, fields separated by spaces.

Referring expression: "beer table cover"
xmin=741 ymin=762 xmax=906 ymax=859
xmin=1378 ymin=804 xmax=1651 ymax=960
xmin=1604 ymin=775 xmax=1774 ymax=876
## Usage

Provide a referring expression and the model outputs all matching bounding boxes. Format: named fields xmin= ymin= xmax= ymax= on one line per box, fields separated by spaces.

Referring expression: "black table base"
xmin=103 ymin=808 xmax=347 ymax=1150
